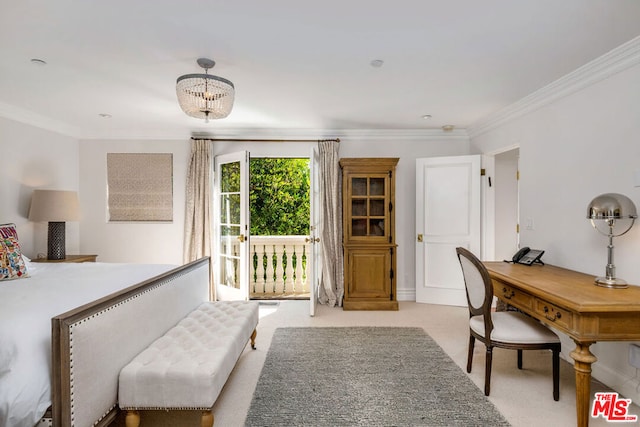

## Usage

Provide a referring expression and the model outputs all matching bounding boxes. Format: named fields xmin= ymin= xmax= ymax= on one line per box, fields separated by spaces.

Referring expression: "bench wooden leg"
xmin=125 ymin=410 xmax=140 ymax=427
xmin=201 ymin=410 xmax=214 ymax=427
xmin=250 ymin=329 xmax=257 ymax=350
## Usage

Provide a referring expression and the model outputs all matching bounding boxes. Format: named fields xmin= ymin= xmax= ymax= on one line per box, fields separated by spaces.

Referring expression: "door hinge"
xmin=517 ymin=170 xmax=520 ymax=180
xmin=389 ymin=236 xmax=392 ymax=243
xmin=390 ymin=247 xmax=394 ymax=255
xmin=481 ymin=168 xmax=486 ymax=176
xmin=389 ymin=171 xmax=392 ymax=178
xmin=389 ymin=202 xmax=393 ymax=212
xmin=516 ymin=224 xmax=520 ymax=233
xmin=390 ymin=268 xmax=394 ymax=280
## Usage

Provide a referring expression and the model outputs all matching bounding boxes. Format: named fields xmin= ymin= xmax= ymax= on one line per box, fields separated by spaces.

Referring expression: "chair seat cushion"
xmin=470 ymin=311 xmax=560 ymax=344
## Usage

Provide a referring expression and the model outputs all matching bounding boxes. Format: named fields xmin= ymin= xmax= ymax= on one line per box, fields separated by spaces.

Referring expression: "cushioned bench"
xmin=118 ymin=300 xmax=259 ymax=427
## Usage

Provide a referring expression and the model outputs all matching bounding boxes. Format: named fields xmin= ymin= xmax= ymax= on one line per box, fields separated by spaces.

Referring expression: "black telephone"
xmin=511 ymin=247 xmax=545 ymax=266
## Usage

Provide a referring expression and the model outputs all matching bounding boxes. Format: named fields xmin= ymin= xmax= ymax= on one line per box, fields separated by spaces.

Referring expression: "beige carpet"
xmin=112 ymin=301 xmax=640 ymax=426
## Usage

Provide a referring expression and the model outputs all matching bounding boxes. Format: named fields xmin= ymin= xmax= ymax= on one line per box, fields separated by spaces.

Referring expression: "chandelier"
xmin=176 ymin=58 xmax=235 ymax=122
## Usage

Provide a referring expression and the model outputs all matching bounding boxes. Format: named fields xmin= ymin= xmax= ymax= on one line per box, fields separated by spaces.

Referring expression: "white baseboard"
xmin=396 ymin=288 xmax=415 ymax=301
xmin=558 ymin=334 xmax=640 ymax=407
xmin=592 ymin=361 xmax=640 ymax=406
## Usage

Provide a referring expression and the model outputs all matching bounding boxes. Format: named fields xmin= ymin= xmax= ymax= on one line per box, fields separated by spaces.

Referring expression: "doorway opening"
xmin=249 ymin=157 xmax=311 ymax=300
xmin=493 ymin=148 xmax=519 ymax=261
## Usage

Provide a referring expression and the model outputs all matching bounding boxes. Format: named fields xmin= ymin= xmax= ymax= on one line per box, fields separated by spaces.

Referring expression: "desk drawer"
xmin=497 ymin=284 xmax=533 ymax=310
xmin=534 ymin=299 xmax=573 ymax=330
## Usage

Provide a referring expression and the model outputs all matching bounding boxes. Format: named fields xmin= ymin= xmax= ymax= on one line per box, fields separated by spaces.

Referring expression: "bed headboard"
xmin=51 ymin=257 xmax=211 ymax=427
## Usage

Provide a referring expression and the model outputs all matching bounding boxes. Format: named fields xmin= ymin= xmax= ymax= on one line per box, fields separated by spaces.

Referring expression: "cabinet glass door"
xmin=350 ymin=176 xmax=387 ymax=238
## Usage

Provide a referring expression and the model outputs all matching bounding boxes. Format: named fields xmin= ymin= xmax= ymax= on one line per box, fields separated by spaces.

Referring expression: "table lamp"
xmin=586 ymin=193 xmax=637 ymax=288
xmin=28 ymin=189 xmax=80 ymax=260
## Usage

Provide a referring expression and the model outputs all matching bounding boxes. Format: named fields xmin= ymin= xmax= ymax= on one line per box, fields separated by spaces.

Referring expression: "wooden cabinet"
xmin=32 ymin=254 xmax=98 ymax=263
xmin=340 ymin=158 xmax=398 ymax=310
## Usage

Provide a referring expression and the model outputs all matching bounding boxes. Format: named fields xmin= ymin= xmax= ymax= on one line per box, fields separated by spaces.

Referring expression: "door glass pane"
xmin=352 ymin=178 xmax=367 ymax=196
xmin=220 ymin=225 xmax=241 ymax=237
xmin=220 ymin=194 xmax=240 ymax=224
xmin=219 ymin=225 xmax=241 ymax=288
xmin=221 ymin=162 xmax=240 ymax=193
xmin=369 ymin=178 xmax=385 ymax=196
xmin=220 ymin=254 xmax=239 ymax=288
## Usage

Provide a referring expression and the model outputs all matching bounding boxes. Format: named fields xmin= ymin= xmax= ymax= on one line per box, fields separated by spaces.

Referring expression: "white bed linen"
xmin=0 ymin=261 xmax=175 ymax=427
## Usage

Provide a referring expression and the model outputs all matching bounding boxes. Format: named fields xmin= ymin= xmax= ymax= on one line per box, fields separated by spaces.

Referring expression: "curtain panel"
xmin=183 ymin=139 xmax=214 ymax=296
xmin=318 ymin=140 xmax=344 ymax=306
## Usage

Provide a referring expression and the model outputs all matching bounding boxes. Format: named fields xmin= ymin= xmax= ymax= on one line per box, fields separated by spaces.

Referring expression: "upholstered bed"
xmin=1 ymin=223 xmax=212 ymax=427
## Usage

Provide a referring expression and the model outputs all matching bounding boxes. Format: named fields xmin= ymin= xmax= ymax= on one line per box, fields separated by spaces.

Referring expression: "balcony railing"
xmin=250 ymin=236 xmax=311 ymax=299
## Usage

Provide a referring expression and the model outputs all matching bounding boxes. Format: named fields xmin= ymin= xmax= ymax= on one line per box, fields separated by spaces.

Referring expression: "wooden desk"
xmin=484 ymin=262 xmax=640 ymax=427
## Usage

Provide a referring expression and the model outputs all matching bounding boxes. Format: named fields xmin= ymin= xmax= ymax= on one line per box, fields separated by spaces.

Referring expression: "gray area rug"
xmin=245 ymin=327 xmax=510 ymax=426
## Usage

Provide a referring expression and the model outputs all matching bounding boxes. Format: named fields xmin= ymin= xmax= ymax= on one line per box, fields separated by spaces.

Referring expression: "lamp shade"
xmin=586 ymin=193 xmax=637 ymax=220
xmin=28 ymin=190 xmax=80 ymax=222
xmin=586 ymin=193 xmax=637 ymax=288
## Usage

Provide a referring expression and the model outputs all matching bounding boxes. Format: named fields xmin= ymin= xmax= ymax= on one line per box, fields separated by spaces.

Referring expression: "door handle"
xmin=305 ymin=237 xmax=321 ymax=243
xmin=237 ymin=234 xmax=246 ymax=243
xmin=417 ymin=234 xmax=423 ymax=242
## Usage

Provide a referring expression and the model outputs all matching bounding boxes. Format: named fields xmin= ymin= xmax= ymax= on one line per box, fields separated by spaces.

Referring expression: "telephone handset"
xmin=511 ymin=247 xmax=545 ymax=266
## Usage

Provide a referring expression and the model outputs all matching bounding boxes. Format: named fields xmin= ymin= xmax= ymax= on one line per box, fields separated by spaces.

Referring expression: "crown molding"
xmin=189 ymin=128 xmax=469 ymax=142
xmin=467 ymin=36 xmax=640 ymax=139
xmin=77 ymin=127 xmax=469 ymax=141
xmin=0 ymin=101 xmax=82 ymax=138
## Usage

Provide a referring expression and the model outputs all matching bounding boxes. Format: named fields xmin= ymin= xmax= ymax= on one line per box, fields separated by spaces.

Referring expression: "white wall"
xmin=78 ymin=139 xmax=190 ymax=264
xmin=0 ymin=117 xmax=80 ymax=258
xmin=338 ymin=136 xmax=470 ymax=301
xmin=2 ymin=121 xmax=470 ymax=300
xmin=76 ymin=135 xmax=470 ymax=298
xmin=471 ymin=61 xmax=640 ymax=404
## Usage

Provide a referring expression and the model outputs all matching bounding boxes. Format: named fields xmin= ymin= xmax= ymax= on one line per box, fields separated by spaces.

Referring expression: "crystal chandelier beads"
xmin=176 ymin=58 xmax=234 ymax=122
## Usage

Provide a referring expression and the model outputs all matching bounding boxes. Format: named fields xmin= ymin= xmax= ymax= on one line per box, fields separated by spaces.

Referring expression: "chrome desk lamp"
xmin=587 ymin=193 xmax=637 ymax=288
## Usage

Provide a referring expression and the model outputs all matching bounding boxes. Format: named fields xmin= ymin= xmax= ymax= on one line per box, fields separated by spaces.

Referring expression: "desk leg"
xmin=570 ymin=340 xmax=597 ymax=427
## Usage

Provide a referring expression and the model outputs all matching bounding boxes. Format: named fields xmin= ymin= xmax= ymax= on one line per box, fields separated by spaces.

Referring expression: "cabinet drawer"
xmin=496 ymin=283 xmax=533 ymax=310
xmin=533 ymin=300 xmax=573 ymax=330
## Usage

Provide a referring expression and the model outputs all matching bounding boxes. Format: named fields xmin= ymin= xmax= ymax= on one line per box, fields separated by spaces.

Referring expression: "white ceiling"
xmin=1 ymin=1 xmax=639 ymax=140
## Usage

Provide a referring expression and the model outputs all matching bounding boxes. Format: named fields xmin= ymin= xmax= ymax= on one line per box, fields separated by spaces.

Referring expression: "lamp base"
xmin=594 ymin=276 xmax=629 ymax=289
xmin=48 ymin=221 xmax=66 ymax=260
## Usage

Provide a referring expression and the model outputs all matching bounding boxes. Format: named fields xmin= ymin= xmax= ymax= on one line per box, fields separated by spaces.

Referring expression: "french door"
xmin=214 ymin=151 xmax=250 ymax=300
xmin=214 ymin=149 xmax=320 ymax=316
xmin=309 ymin=146 xmax=322 ymax=316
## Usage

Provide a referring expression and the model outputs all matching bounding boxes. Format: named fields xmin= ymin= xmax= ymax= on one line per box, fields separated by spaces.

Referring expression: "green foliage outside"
xmin=250 ymin=158 xmax=310 ymax=236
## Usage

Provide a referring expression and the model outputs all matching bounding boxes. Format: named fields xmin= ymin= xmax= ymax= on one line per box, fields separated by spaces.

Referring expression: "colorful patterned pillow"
xmin=0 ymin=223 xmax=29 ymax=281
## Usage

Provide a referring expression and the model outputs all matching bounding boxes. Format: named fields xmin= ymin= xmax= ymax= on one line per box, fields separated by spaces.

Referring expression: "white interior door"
xmin=309 ymin=147 xmax=322 ymax=316
xmin=214 ymin=151 xmax=250 ymax=301
xmin=415 ymin=155 xmax=481 ymax=306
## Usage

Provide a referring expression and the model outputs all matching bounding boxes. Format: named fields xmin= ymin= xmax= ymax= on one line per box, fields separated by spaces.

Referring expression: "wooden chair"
xmin=455 ymin=247 xmax=561 ymax=400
